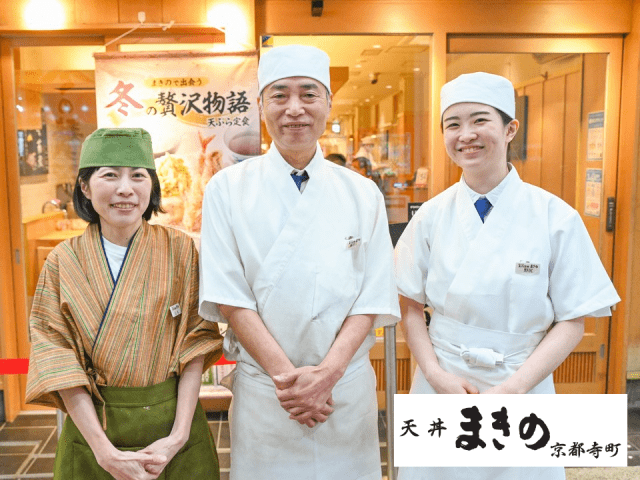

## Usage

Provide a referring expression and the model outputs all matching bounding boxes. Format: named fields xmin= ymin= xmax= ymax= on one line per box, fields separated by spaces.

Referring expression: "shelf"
xmin=200 ymin=384 xmax=232 ymax=411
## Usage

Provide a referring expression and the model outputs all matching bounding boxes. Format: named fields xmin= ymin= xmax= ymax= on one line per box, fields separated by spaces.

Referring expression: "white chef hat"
xmin=440 ymin=72 xmax=515 ymax=121
xmin=258 ymin=44 xmax=331 ymax=95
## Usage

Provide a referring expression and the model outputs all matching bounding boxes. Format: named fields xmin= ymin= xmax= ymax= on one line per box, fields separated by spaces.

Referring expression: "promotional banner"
xmin=95 ymin=51 xmax=260 ymax=232
xmin=395 ymin=394 xmax=627 ymax=467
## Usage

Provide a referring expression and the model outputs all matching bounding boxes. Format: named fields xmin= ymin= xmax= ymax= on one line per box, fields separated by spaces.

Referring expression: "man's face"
xmin=260 ymin=76 xmax=331 ymax=163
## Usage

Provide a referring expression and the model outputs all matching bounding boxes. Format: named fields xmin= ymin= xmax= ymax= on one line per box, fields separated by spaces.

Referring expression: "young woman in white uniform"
xmin=394 ymin=72 xmax=620 ymax=480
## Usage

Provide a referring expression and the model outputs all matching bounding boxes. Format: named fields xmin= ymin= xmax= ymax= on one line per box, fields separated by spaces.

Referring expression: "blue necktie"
xmin=474 ymin=197 xmax=492 ymax=223
xmin=291 ymin=171 xmax=309 ymax=191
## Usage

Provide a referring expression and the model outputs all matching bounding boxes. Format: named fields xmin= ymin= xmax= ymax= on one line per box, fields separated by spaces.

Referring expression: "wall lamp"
xmin=312 ymin=1 xmax=324 ymax=17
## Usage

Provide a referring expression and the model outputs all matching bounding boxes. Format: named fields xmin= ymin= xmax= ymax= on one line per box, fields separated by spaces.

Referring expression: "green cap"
xmin=79 ymin=128 xmax=155 ymax=170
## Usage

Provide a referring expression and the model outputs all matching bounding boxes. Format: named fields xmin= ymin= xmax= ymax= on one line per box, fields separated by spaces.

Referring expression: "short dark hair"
xmin=73 ymin=167 xmax=163 ymax=223
xmin=495 ymin=107 xmax=514 ymax=161
xmin=326 ymin=153 xmax=346 ymax=166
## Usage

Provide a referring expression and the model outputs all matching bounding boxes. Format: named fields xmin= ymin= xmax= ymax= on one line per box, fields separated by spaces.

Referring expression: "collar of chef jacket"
xmin=461 ymin=162 xmax=515 ymax=209
xmin=268 ymin=141 xmax=325 ymax=187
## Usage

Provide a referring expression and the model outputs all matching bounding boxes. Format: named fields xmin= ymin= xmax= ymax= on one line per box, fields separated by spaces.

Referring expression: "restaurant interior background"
xmin=1 ymin=0 xmax=640 ymax=429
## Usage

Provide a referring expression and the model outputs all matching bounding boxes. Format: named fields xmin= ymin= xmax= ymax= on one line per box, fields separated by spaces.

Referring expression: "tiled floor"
xmin=1 ymin=409 xmax=639 ymax=479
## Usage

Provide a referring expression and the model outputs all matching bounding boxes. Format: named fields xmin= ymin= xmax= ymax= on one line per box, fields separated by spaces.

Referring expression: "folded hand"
xmin=273 ymin=366 xmax=337 ymax=427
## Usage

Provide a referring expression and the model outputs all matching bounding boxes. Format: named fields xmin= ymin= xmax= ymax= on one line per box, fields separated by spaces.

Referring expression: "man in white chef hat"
xmin=199 ymin=44 xmax=400 ymax=479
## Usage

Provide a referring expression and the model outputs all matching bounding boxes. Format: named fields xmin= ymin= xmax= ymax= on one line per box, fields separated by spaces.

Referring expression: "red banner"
xmin=0 ymin=358 xmax=29 ymax=375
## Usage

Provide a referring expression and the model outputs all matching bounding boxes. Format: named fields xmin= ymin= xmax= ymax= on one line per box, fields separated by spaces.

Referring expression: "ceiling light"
xmin=413 ymin=67 xmax=421 ymax=72
xmin=385 ymin=85 xmax=392 ymax=89
xmin=24 ymin=0 xmax=65 ymax=29
xmin=373 ymin=45 xmax=382 ymax=49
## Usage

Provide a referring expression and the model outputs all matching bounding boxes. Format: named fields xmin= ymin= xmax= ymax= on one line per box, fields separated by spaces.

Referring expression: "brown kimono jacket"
xmin=26 ymin=221 xmax=222 ymax=410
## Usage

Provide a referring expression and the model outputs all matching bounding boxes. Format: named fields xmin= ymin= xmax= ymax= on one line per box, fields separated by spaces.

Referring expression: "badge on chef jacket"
xmin=170 ymin=303 xmax=182 ymax=317
xmin=345 ymin=236 xmax=361 ymax=249
xmin=515 ymin=261 xmax=540 ymax=275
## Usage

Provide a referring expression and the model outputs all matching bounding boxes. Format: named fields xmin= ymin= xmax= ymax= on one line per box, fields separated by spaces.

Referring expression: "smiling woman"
xmin=78 ymin=167 xmax=152 ymax=245
xmin=442 ymin=103 xmax=518 ymax=194
xmin=72 ymin=130 xmax=164 ymax=247
xmin=25 ymin=128 xmax=222 ymax=480
xmin=394 ymin=72 xmax=619 ymax=480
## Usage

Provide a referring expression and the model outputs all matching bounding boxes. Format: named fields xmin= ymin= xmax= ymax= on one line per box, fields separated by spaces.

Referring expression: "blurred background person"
xmin=326 ymin=152 xmax=346 ymax=166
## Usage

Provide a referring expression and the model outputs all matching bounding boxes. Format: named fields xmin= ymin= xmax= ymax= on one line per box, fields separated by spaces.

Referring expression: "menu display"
xmin=95 ymin=51 xmax=260 ymax=232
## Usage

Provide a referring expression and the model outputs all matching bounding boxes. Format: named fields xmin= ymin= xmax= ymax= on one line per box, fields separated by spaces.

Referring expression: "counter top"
xmin=37 ymin=229 xmax=85 ymax=242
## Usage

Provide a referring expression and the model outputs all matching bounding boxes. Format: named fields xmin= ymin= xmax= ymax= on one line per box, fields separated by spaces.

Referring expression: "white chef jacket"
xmin=394 ymin=165 xmax=620 ymax=480
xmin=199 ymin=143 xmax=400 ymax=480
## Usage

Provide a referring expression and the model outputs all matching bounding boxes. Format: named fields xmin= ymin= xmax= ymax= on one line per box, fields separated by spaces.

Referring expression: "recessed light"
xmin=365 ymin=99 xmax=370 ymax=102
xmin=413 ymin=67 xmax=420 ymax=72
xmin=373 ymin=45 xmax=381 ymax=49
xmin=355 ymin=64 xmax=362 ymax=68
xmin=385 ymin=85 xmax=392 ymax=89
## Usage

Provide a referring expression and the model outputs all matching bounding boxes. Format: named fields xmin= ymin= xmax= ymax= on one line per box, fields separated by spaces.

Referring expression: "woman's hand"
xmin=481 ymin=383 xmax=514 ymax=394
xmin=95 ymin=445 xmax=166 ymax=480
xmin=426 ymin=368 xmax=479 ymax=394
xmin=138 ymin=434 xmax=186 ymax=476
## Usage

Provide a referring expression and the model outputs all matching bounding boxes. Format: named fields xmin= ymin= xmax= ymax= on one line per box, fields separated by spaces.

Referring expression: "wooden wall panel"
xmin=0 ymin=0 xmax=26 ymax=27
xmin=541 ymin=75 xmax=565 ymax=198
xmin=522 ymin=82 xmax=543 ymax=188
xmin=74 ymin=0 xmax=119 ymax=25
xmin=262 ymin=1 xmax=631 ymax=36
xmin=0 ymin=40 xmax=32 ymax=419
xmin=119 ymin=0 xmax=163 ymax=23
xmin=164 ymin=0 xmax=207 ymax=24
xmin=554 ymin=352 xmax=596 ymax=384
xmin=578 ymin=54 xmax=608 ymax=252
xmin=562 ymin=71 xmax=580 ymax=207
xmin=0 ymin=40 xmax=20 ymax=421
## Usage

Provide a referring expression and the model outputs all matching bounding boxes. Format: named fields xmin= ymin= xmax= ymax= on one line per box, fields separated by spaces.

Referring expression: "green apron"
xmin=53 ymin=377 xmax=220 ymax=479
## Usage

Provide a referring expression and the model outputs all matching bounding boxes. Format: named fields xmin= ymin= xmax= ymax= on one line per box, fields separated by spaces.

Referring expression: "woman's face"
xmin=81 ymin=166 xmax=151 ymax=245
xmin=442 ymin=102 xmax=518 ymax=177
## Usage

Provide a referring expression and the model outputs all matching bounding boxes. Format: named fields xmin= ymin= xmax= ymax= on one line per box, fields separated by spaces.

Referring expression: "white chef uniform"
xmin=200 ymin=143 xmax=400 ymax=480
xmin=394 ymin=165 xmax=620 ymax=480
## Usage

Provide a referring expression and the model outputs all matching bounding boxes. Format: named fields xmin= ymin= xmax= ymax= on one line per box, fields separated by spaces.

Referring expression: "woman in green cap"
xmin=25 ymin=128 xmax=222 ymax=479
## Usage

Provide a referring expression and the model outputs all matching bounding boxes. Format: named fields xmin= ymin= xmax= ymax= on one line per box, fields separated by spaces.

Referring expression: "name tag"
xmin=515 ymin=262 xmax=540 ymax=275
xmin=170 ymin=303 xmax=182 ymax=317
xmin=345 ymin=236 xmax=361 ymax=249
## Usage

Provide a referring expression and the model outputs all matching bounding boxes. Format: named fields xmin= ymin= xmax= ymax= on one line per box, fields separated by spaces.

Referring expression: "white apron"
xmin=394 ymin=167 xmax=620 ymax=480
xmin=200 ymin=144 xmax=400 ymax=479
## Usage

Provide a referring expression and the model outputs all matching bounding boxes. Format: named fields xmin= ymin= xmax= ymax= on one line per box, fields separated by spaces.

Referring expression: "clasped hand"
xmin=273 ymin=366 xmax=337 ymax=428
xmin=427 ymin=368 xmax=479 ymax=394
xmin=96 ymin=448 xmax=165 ymax=480
xmin=97 ymin=434 xmax=185 ymax=480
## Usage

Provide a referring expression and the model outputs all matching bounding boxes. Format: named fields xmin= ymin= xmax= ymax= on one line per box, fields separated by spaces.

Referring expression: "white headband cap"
xmin=441 ymin=72 xmax=515 ymax=121
xmin=258 ymin=44 xmax=331 ymax=95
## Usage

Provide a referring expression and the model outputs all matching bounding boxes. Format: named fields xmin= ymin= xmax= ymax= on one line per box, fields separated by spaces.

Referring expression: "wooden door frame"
xmin=446 ymin=35 xmax=624 ymax=393
xmin=0 ymin=32 xmax=219 ymax=421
